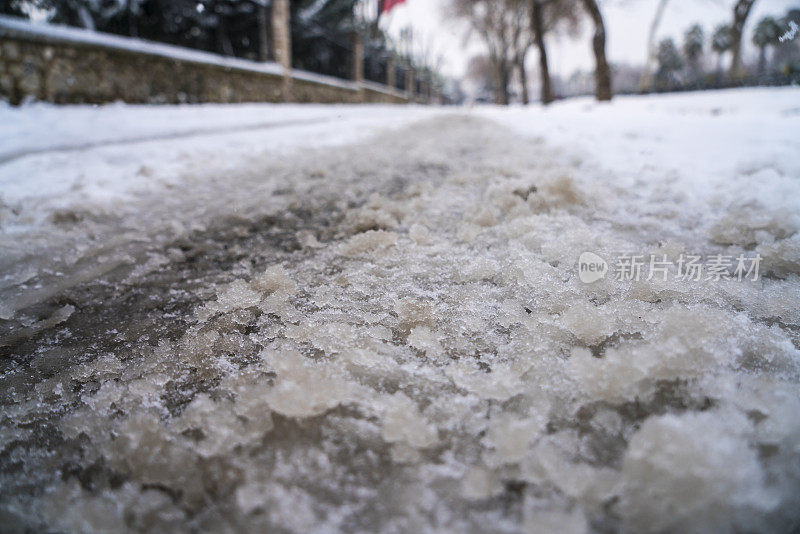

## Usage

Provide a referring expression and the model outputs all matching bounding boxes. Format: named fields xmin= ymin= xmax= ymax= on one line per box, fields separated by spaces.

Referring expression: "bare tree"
xmin=530 ymin=0 xmax=581 ymax=105
xmin=639 ymin=0 xmax=670 ymax=93
xmin=450 ymin=0 xmax=531 ymax=105
xmin=580 ymin=0 xmax=612 ymax=101
xmin=530 ymin=0 xmax=551 ymax=103
xmin=509 ymin=0 xmax=533 ymax=104
xmin=728 ymin=0 xmax=757 ymax=79
xmin=465 ymin=54 xmax=498 ymax=100
xmin=515 ymin=45 xmax=531 ymax=104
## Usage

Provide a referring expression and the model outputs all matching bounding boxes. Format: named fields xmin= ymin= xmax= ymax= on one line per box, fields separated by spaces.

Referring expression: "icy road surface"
xmin=1 ymin=89 xmax=800 ymax=533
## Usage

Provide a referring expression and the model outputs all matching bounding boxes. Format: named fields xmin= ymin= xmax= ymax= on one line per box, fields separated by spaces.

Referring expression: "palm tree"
xmin=711 ymin=23 xmax=733 ymax=75
xmin=752 ymin=16 xmax=780 ymax=74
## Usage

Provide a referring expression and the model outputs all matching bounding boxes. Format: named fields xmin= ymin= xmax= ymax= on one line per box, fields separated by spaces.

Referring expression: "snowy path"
xmin=1 ymin=90 xmax=799 ymax=533
xmin=0 ymin=104 xmax=443 ymax=311
xmin=0 ymin=116 xmax=338 ymax=165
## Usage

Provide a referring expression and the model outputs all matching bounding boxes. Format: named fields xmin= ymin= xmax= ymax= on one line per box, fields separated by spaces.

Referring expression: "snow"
xmin=1 ymin=88 xmax=799 ymax=533
xmin=476 ymin=87 xmax=800 ymax=218
xmin=0 ymin=101 xmax=436 ymax=202
xmin=476 ymin=87 xmax=800 ymax=280
xmin=0 ymin=101 xmax=442 ymax=298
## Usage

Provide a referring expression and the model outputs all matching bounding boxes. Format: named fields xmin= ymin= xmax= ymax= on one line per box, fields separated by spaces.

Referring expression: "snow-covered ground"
xmin=0 ymin=102 xmax=440 ymax=228
xmin=0 ymin=102 xmax=443 ymax=315
xmin=478 ymin=87 xmax=800 ymax=236
xmin=1 ymin=88 xmax=799 ymax=533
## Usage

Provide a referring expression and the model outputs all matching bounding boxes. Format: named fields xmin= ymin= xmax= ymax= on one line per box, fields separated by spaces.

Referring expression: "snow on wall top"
xmin=0 ymin=15 xmax=369 ymax=93
xmin=361 ymin=79 xmax=407 ymax=99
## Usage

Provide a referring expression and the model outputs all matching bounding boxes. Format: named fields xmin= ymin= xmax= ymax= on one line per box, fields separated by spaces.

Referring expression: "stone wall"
xmin=0 ymin=17 xmax=409 ymax=106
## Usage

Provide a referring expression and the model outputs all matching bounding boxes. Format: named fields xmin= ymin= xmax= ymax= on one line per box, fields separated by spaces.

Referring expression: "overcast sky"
xmin=383 ymin=0 xmax=799 ymax=79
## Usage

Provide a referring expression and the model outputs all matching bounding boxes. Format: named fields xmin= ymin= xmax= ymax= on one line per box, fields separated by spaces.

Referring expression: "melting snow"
xmin=1 ymin=88 xmax=799 ymax=532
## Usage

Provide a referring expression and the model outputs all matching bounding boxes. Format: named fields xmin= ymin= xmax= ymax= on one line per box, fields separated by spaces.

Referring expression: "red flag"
xmin=382 ymin=0 xmax=407 ymax=13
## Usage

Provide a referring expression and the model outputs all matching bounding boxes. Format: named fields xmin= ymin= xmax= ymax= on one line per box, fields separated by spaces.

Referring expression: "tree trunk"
xmin=518 ymin=52 xmax=529 ymax=105
xmin=639 ymin=0 xmax=669 ymax=93
xmin=531 ymin=0 xmax=553 ymax=105
xmin=257 ymin=4 xmax=269 ymax=61
xmin=352 ymin=32 xmax=364 ymax=83
xmin=405 ymin=66 xmax=415 ymax=98
xmin=215 ymin=4 xmax=234 ymax=57
xmin=728 ymin=0 xmax=756 ymax=80
xmin=374 ymin=0 xmax=386 ymax=38
xmin=126 ymin=0 xmax=138 ymax=37
xmin=757 ymin=46 xmax=766 ymax=74
xmin=387 ymin=56 xmax=396 ymax=89
xmin=496 ymin=60 xmax=511 ymax=105
xmin=581 ymin=0 xmax=612 ymax=101
xmin=272 ymin=0 xmax=291 ymax=101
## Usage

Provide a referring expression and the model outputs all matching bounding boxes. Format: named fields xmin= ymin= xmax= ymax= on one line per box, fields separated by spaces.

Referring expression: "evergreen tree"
xmin=682 ymin=23 xmax=704 ymax=76
xmin=655 ymin=37 xmax=683 ymax=89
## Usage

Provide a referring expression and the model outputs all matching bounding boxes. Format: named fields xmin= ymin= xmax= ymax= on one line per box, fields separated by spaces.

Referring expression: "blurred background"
xmin=1 ymin=0 xmax=799 ymax=105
